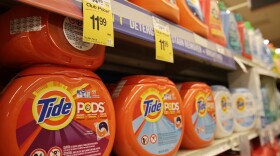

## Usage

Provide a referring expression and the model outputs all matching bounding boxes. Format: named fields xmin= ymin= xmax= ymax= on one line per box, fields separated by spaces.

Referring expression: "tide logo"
xmin=140 ymin=88 xmax=164 ymax=122
xmin=195 ymin=92 xmax=207 ymax=117
xmin=32 ymin=86 xmax=76 ymax=130
xmin=221 ymin=96 xmax=227 ymax=112
xmin=236 ymin=97 xmax=245 ymax=112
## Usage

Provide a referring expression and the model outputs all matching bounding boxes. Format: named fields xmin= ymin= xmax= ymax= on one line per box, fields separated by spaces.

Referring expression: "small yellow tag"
xmin=83 ymin=0 xmax=114 ymax=47
xmin=152 ymin=17 xmax=174 ymax=63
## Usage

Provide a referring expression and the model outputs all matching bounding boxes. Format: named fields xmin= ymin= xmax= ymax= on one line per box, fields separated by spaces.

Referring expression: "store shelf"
xmin=232 ymin=54 xmax=280 ymax=79
xmin=257 ymin=68 xmax=279 ymax=78
xmin=1 ymin=2 xmax=280 ymax=156
xmin=177 ymin=131 xmax=258 ymax=156
xmin=3 ymin=0 xmax=279 ymax=78
xmin=11 ymin=0 xmax=236 ymax=70
xmin=10 ymin=0 xmax=280 ymax=78
xmin=177 ymin=120 xmax=280 ymax=156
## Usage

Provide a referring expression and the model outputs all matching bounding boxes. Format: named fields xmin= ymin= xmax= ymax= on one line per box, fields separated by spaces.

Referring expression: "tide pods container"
xmin=178 ymin=82 xmax=216 ymax=149
xmin=112 ymin=75 xmax=184 ymax=156
xmin=231 ymin=88 xmax=257 ymax=132
xmin=211 ymin=85 xmax=234 ymax=139
xmin=0 ymin=5 xmax=105 ymax=69
xmin=0 ymin=65 xmax=115 ymax=156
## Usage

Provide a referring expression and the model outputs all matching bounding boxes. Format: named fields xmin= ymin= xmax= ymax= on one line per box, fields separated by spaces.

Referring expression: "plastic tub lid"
xmin=230 ymin=88 xmax=250 ymax=94
xmin=120 ymin=75 xmax=175 ymax=85
xmin=180 ymin=82 xmax=208 ymax=90
xmin=211 ymin=85 xmax=229 ymax=92
xmin=17 ymin=64 xmax=100 ymax=79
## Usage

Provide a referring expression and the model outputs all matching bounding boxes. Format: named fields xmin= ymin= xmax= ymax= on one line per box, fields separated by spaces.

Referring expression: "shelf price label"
xmin=194 ymin=33 xmax=208 ymax=48
xmin=233 ymin=56 xmax=248 ymax=73
xmin=239 ymin=134 xmax=250 ymax=156
xmin=82 ymin=0 xmax=114 ymax=47
xmin=152 ymin=17 xmax=173 ymax=63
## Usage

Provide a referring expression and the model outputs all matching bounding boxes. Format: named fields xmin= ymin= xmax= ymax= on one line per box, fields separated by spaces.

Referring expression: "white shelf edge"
xmin=232 ymin=54 xmax=280 ymax=79
xmin=177 ymin=121 xmax=279 ymax=156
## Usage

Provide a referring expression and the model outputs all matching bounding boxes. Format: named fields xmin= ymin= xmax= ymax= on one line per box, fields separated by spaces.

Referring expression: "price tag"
xmin=233 ymin=56 xmax=248 ymax=73
xmin=216 ymin=44 xmax=225 ymax=55
xmin=83 ymin=0 xmax=114 ymax=47
xmin=193 ymin=33 xmax=208 ymax=48
xmin=152 ymin=17 xmax=173 ymax=63
xmin=268 ymin=128 xmax=275 ymax=145
xmin=239 ymin=134 xmax=250 ymax=156
xmin=259 ymin=129 xmax=269 ymax=146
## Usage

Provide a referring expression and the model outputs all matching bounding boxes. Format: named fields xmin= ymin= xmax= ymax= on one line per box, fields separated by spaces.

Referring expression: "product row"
xmin=0 ymin=65 xmax=259 ymax=155
xmin=0 ymin=2 xmax=276 ymax=71
xmin=127 ymin=0 xmax=274 ymax=69
xmin=0 ymin=2 xmax=276 ymax=156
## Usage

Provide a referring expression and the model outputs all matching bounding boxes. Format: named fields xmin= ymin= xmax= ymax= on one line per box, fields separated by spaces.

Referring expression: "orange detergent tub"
xmin=128 ymin=0 xmax=180 ymax=23
xmin=176 ymin=0 xmax=208 ymax=37
xmin=177 ymin=82 xmax=216 ymax=149
xmin=0 ymin=65 xmax=115 ymax=156
xmin=0 ymin=5 xmax=105 ymax=69
xmin=200 ymin=0 xmax=226 ymax=46
xmin=112 ymin=75 xmax=184 ymax=156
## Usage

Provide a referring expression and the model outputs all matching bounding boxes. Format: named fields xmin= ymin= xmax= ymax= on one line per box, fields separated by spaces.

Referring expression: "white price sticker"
xmin=91 ymin=0 xmax=111 ymax=8
xmin=233 ymin=56 xmax=248 ymax=73
xmin=268 ymin=128 xmax=275 ymax=145
xmin=239 ymin=134 xmax=250 ymax=156
xmin=194 ymin=33 xmax=208 ymax=48
xmin=216 ymin=44 xmax=225 ymax=55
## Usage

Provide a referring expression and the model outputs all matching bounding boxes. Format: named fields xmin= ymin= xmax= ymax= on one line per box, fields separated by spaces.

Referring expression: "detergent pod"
xmin=0 ymin=5 xmax=105 ymax=69
xmin=200 ymin=0 xmax=226 ymax=46
xmin=178 ymin=82 xmax=216 ymax=149
xmin=128 ymin=0 xmax=180 ymax=23
xmin=112 ymin=75 xmax=184 ymax=156
xmin=211 ymin=85 xmax=234 ymax=139
xmin=176 ymin=0 xmax=208 ymax=37
xmin=0 ymin=65 xmax=115 ymax=156
xmin=231 ymin=88 xmax=257 ymax=132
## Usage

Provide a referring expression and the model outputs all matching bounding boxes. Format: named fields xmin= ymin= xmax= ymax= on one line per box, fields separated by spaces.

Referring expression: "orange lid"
xmin=121 ymin=75 xmax=175 ymax=85
xmin=180 ymin=82 xmax=208 ymax=90
xmin=17 ymin=64 xmax=100 ymax=79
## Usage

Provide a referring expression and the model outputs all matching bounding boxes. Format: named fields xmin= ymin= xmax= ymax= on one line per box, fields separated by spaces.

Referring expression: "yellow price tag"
xmin=83 ymin=0 xmax=114 ymax=47
xmin=152 ymin=17 xmax=173 ymax=63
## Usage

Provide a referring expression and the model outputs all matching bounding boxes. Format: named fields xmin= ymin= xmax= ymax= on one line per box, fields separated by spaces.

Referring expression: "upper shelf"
xmin=233 ymin=54 xmax=280 ymax=79
xmin=5 ymin=0 xmax=280 ymax=78
xmin=177 ymin=120 xmax=280 ymax=156
xmin=13 ymin=0 xmax=236 ymax=70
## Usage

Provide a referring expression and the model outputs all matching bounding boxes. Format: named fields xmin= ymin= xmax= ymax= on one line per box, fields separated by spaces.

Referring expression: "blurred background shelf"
xmin=177 ymin=120 xmax=280 ymax=156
